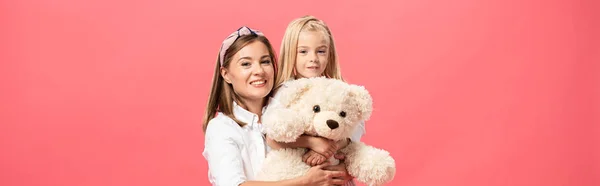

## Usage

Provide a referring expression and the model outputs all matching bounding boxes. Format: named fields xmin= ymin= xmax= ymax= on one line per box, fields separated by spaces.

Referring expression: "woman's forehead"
xmin=233 ymin=41 xmax=271 ymax=59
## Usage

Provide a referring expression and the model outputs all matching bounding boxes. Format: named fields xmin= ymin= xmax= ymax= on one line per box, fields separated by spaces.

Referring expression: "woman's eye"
xmin=261 ymin=60 xmax=271 ymax=64
xmin=241 ymin=62 xmax=250 ymax=66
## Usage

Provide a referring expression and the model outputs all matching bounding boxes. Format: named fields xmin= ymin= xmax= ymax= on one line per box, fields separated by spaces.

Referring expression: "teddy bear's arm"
xmin=341 ymin=141 xmax=396 ymax=186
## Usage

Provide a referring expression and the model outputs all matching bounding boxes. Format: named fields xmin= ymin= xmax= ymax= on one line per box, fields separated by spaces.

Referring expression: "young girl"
xmin=267 ymin=15 xmax=367 ymax=185
xmin=202 ymin=26 xmax=347 ymax=186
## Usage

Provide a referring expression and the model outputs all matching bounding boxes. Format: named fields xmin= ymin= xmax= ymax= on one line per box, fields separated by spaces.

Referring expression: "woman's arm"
xmin=240 ymin=162 xmax=347 ymax=186
xmin=205 ymin=121 xmax=344 ymax=186
xmin=204 ymin=132 xmax=315 ymax=186
xmin=203 ymin=123 xmax=248 ymax=186
xmin=239 ymin=178 xmax=306 ymax=186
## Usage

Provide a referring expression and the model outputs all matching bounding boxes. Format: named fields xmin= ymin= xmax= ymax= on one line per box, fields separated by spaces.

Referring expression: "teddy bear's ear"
xmin=261 ymin=103 xmax=306 ymax=143
xmin=275 ymin=78 xmax=313 ymax=108
xmin=348 ymin=84 xmax=373 ymax=121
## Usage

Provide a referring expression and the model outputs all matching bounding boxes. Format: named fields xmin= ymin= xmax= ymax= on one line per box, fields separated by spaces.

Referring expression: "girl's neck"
xmin=294 ymin=74 xmax=326 ymax=79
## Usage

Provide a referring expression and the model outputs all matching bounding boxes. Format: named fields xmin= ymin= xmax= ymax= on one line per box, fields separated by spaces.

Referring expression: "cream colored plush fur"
xmin=256 ymin=77 xmax=396 ymax=186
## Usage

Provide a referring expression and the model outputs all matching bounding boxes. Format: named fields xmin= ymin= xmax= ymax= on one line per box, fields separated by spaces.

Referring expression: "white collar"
xmin=232 ymin=101 xmax=267 ymax=129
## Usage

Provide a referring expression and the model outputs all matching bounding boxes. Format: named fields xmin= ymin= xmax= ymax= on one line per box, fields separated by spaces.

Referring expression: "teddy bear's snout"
xmin=326 ymin=120 xmax=339 ymax=129
xmin=313 ymin=111 xmax=347 ymax=140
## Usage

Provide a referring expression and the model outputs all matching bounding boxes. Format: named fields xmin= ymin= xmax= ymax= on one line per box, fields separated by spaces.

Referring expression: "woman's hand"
xmin=303 ymin=150 xmax=327 ymax=166
xmin=308 ymin=136 xmax=337 ymax=158
xmin=324 ymin=162 xmax=353 ymax=184
xmin=302 ymin=162 xmax=347 ymax=186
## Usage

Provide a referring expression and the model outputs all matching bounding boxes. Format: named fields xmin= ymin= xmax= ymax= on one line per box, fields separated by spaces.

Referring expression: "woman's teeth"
xmin=250 ymin=80 xmax=265 ymax=85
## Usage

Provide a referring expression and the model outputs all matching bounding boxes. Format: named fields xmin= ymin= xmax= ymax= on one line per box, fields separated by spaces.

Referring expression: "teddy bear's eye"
xmin=313 ymin=105 xmax=320 ymax=113
xmin=339 ymin=111 xmax=346 ymax=117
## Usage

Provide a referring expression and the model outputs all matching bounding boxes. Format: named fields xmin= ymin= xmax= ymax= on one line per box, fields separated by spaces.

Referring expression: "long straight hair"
xmin=202 ymin=35 xmax=278 ymax=132
xmin=275 ymin=15 xmax=343 ymax=88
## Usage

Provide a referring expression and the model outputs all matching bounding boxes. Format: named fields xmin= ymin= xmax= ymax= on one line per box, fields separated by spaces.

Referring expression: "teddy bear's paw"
xmin=345 ymin=143 xmax=396 ymax=186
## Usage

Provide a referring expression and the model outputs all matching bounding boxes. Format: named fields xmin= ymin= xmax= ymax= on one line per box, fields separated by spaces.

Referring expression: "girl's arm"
xmin=265 ymin=89 xmax=339 ymax=153
xmin=302 ymin=120 xmax=366 ymax=165
xmin=266 ymin=135 xmax=337 ymax=158
xmin=267 ymin=120 xmax=366 ymax=159
xmin=266 ymin=134 xmax=314 ymax=149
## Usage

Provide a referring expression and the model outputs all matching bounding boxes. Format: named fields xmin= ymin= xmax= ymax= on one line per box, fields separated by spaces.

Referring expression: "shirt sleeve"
xmin=349 ymin=120 xmax=366 ymax=142
xmin=203 ymin=120 xmax=246 ymax=186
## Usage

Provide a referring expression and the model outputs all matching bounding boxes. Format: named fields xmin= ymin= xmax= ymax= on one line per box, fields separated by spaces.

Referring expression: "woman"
xmin=202 ymin=26 xmax=349 ymax=186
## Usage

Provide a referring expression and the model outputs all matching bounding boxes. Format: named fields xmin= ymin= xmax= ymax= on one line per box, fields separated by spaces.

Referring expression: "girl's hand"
xmin=303 ymin=150 xmax=327 ymax=166
xmin=309 ymin=136 xmax=337 ymax=158
xmin=333 ymin=152 xmax=346 ymax=160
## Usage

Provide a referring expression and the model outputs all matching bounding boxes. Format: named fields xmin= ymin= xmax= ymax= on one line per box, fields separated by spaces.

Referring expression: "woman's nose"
xmin=253 ymin=64 xmax=265 ymax=74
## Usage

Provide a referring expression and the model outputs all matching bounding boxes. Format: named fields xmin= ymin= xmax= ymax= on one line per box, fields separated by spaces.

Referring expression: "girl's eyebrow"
xmin=297 ymin=45 xmax=328 ymax=49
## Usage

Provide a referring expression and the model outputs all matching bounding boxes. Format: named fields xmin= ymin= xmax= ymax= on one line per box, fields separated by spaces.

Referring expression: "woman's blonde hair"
xmin=202 ymin=34 xmax=278 ymax=132
xmin=275 ymin=15 xmax=343 ymax=87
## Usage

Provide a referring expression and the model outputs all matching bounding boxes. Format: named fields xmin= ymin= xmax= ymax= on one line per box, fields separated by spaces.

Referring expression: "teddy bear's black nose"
xmin=326 ymin=120 xmax=339 ymax=129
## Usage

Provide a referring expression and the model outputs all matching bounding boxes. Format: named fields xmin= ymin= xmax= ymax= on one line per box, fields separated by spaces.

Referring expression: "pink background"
xmin=1 ymin=0 xmax=598 ymax=186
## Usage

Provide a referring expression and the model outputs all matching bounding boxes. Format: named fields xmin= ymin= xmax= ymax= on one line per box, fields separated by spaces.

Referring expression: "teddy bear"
xmin=256 ymin=77 xmax=396 ymax=186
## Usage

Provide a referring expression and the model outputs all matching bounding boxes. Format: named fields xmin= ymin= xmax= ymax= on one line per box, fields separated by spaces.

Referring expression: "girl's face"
xmin=221 ymin=41 xmax=275 ymax=103
xmin=294 ymin=30 xmax=329 ymax=79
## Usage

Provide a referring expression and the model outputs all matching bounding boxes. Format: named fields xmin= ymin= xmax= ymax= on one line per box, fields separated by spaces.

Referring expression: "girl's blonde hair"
xmin=275 ymin=15 xmax=343 ymax=87
xmin=202 ymin=34 xmax=278 ymax=132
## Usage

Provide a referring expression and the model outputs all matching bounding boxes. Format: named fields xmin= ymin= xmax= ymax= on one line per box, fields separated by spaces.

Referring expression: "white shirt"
xmin=202 ymin=102 xmax=267 ymax=186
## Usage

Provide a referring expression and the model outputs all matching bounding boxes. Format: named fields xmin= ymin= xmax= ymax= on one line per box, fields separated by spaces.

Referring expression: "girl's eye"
xmin=318 ymin=50 xmax=327 ymax=54
xmin=298 ymin=50 xmax=307 ymax=54
xmin=241 ymin=62 xmax=250 ymax=66
xmin=261 ymin=60 xmax=271 ymax=64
